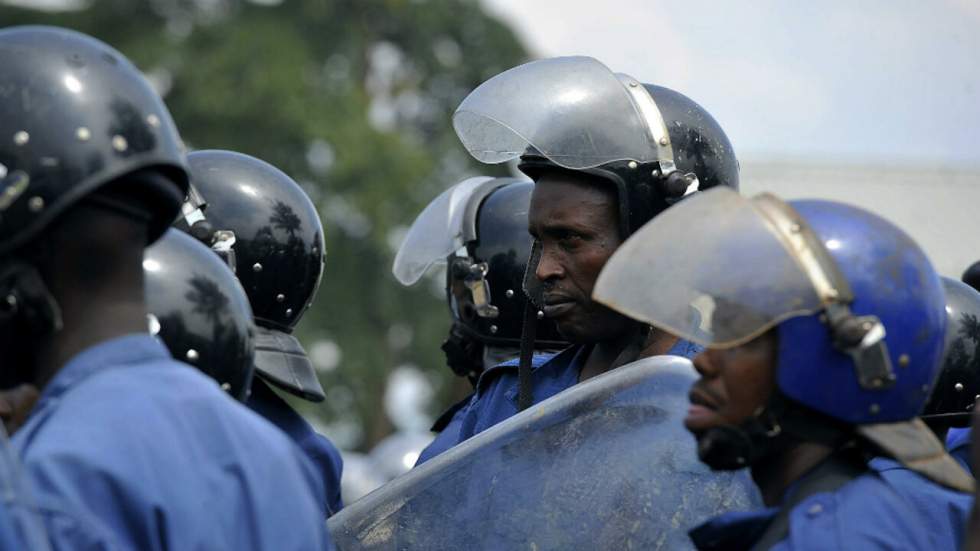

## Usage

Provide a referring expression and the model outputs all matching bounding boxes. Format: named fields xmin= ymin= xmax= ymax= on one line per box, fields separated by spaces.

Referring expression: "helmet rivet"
xmin=276 ymin=293 xmax=285 ymax=302
xmin=76 ymin=127 xmax=91 ymax=141
xmin=537 ymin=310 xmax=544 ymax=319
xmin=146 ymin=114 xmax=161 ymax=128
xmin=898 ymin=354 xmax=910 ymax=367
xmin=789 ymin=223 xmax=802 ymax=233
xmin=651 ymin=169 xmax=662 ymax=178
xmin=869 ymin=403 xmax=880 ymax=415
xmin=27 ymin=196 xmax=44 ymax=212
xmin=4 ymin=294 xmax=17 ymax=309
xmin=285 ymin=308 xmax=293 ymax=316
xmin=186 ymin=349 xmax=199 ymax=361
xmin=220 ymin=382 xmax=231 ymax=392
xmin=955 ymin=383 xmax=965 ymax=392
xmin=111 ymin=135 xmax=128 ymax=152
xmin=627 ymin=161 xmax=638 ymax=170
xmin=629 ymin=81 xmax=639 ymax=87
xmin=252 ymin=263 xmax=263 ymax=272
xmin=659 ymin=137 xmax=669 ymax=146
xmin=13 ymin=131 xmax=29 ymax=146
xmin=490 ymin=325 xmax=498 ymax=334
xmin=505 ymin=289 xmax=514 ymax=298
xmin=735 ymin=456 xmax=746 ymax=465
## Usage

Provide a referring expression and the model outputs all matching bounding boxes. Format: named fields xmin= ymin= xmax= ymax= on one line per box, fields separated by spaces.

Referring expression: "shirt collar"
xmin=688 ymin=507 xmax=779 ymax=551
xmin=39 ymin=334 xmax=172 ymax=404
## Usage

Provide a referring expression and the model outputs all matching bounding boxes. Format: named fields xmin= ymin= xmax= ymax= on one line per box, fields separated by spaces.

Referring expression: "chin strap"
xmin=441 ymin=323 xmax=484 ymax=385
xmin=698 ymin=392 xmax=852 ymax=471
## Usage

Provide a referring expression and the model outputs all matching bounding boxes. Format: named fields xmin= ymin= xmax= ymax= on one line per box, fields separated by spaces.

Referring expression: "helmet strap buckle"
xmin=826 ymin=303 xmax=895 ymax=390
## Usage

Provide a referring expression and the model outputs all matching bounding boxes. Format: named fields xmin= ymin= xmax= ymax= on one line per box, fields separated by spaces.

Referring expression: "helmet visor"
xmin=453 ymin=56 xmax=671 ymax=169
xmin=393 ymin=177 xmax=499 ymax=286
xmin=593 ymin=187 xmax=823 ymax=348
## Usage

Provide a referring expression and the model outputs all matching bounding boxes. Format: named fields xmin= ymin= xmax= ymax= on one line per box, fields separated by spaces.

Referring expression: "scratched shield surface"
xmin=329 ymin=355 xmax=761 ymax=550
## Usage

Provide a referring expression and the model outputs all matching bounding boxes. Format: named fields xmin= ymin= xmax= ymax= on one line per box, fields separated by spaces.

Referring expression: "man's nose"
xmin=535 ymin=246 xmax=564 ymax=282
xmin=692 ymin=351 xmax=714 ymax=377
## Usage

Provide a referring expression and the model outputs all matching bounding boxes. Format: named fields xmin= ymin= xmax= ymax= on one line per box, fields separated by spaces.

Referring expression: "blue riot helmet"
xmin=394 ymin=177 xmax=567 ymax=383
xmin=594 ymin=187 xmax=972 ymax=492
xmin=174 ymin=150 xmax=326 ymax=402
xmin=144 ymin=230 xmax=256 ymax=401
xmin=963 ymin=260 xmax=980 ymax=292
xmin=921 ymin=277 xmax=980 ymax=429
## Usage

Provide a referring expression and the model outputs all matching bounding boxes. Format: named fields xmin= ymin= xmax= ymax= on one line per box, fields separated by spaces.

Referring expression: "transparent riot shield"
xmin=328 ymin=356 xmax=761 ymax=550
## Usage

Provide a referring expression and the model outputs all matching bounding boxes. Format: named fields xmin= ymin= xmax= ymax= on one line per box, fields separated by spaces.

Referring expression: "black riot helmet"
xmin=175 ymin=150 xmax=326 ymax=402
xmin=0 ymin=26 xmax=188 ymax=255
xmin=393 ymin=178 xmax=567 ymax=381
xmin=962 ymin=260 xmax=980 ymax=292
xmin=144 ymin=229 xmax=256 ymax=401
xmin=921 ymin=277 xmax=980 ymax=429
xmin=454 ymin=56 xmax=738 ymax=239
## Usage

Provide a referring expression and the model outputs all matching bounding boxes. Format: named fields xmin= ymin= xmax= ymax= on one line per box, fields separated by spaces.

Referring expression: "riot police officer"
xmin=426 ymin=56 xmax=738 ymax=454
xmin=392 ymin=177 xmax=567 ymax=462
xmin=594 ymin=187 xmax=972 ymax=549
xmin=177 ymin=149 xmax=344 ymax=516
xmin=0 ymin=26 xmax=330 ymax=549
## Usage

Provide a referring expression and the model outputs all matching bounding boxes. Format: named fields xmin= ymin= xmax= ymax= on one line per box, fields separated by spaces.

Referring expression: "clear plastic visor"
xmin=593 ymin=187 xmax=823 ymax=348
xmin=453 ymin=56 xmax=669 ymax=169
xmin=392 ymin=177 xmax=496 ymax=286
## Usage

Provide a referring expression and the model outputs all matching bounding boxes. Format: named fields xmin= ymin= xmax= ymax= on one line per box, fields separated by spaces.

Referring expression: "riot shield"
xmin=329 ymin=356 xmax=761 ymax=550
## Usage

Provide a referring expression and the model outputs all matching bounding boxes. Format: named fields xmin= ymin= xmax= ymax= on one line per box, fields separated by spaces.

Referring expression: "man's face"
xmin=685 ymin=331 xmax=778 ymax=437
xmin=528 ymin=172 xmax=632 ymax=343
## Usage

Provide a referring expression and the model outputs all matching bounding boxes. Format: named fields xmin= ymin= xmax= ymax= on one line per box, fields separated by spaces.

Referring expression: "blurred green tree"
xmin=0 ymin=0 xmax=528 ymax=450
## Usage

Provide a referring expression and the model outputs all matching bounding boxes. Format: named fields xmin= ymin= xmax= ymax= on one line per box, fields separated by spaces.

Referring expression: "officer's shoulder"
xmin=784 ymin=471 xmax=941 ymax=549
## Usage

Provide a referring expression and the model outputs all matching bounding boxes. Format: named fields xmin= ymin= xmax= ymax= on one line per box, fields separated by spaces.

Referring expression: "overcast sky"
xmin=483 ymin=0 xmax=980 ymax=169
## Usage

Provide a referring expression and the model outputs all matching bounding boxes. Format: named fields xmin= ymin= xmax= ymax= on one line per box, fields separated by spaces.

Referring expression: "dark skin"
xmin=687 ymin=331 xmax=834 ymax=506
xmin=528 ymin=171 xmax=678 ymax=381
xmin=0 ymin=200 xmax=150 ymax=401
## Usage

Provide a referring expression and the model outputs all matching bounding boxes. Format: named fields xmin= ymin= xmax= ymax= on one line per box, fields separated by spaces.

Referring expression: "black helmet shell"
xmin=0 ymin=26 xmax=188 ymax=254
xmin=184 ymin=150 xmax=324 ymax=332
xmin=520 ymin=83 xmax=738 ymax=237
xmin=144 ymin=229 xmax=255 ymax=401
xmin=451 ymin=181 xmax=566 ymax=348
xmin=922 ymin=277 xmax=980 ymax=426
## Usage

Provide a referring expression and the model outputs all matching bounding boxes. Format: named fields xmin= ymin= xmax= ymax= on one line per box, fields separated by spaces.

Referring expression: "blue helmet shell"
xmin=776 ymin=200 xmax=945 ymax=424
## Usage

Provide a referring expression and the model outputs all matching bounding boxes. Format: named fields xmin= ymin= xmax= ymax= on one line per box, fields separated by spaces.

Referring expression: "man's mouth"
xmin=542 ymin=294 xmax=576 ymax=318
xmin=688 ymin=387 xmax=720 ymax=411
xmin=685 ymin=386 xmax=723 ymax=432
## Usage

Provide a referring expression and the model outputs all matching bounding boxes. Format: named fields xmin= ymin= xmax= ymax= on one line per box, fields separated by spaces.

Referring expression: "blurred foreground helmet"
xmin=594 ymin=187 xmax=971 ymax=492
xmin=921 ymin=277 xmax=980 ymax=428
xmin=393 ymin=177 xmax=567 ymax=381
xmin=145 ymin=230 xmax=255 ymax=401
xmin=962 ymin=260 xmax=980 ymax=292
xmin=453 ymin=56 xmax=738 ymax=238
xmin=0 ymin=26 xmax=188 ymax=255
xmin=176 ymin=150 xmax=326 ymax=401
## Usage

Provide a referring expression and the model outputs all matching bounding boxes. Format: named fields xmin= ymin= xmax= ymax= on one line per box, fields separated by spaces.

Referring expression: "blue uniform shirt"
xmin=0 ymin=427 xmax=50 ymax=551
xmin=13 ymin=334 xmax=333 ymax=550
xmin=946 ymin=427 xmax=971 ymax=474
xmin=689 ymin=458 xmax=971 ymax=550
xmin=247 ymin=378 xmax=344 ymax=517
xmin=417 ymin=339 xmax=702 ymax=464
